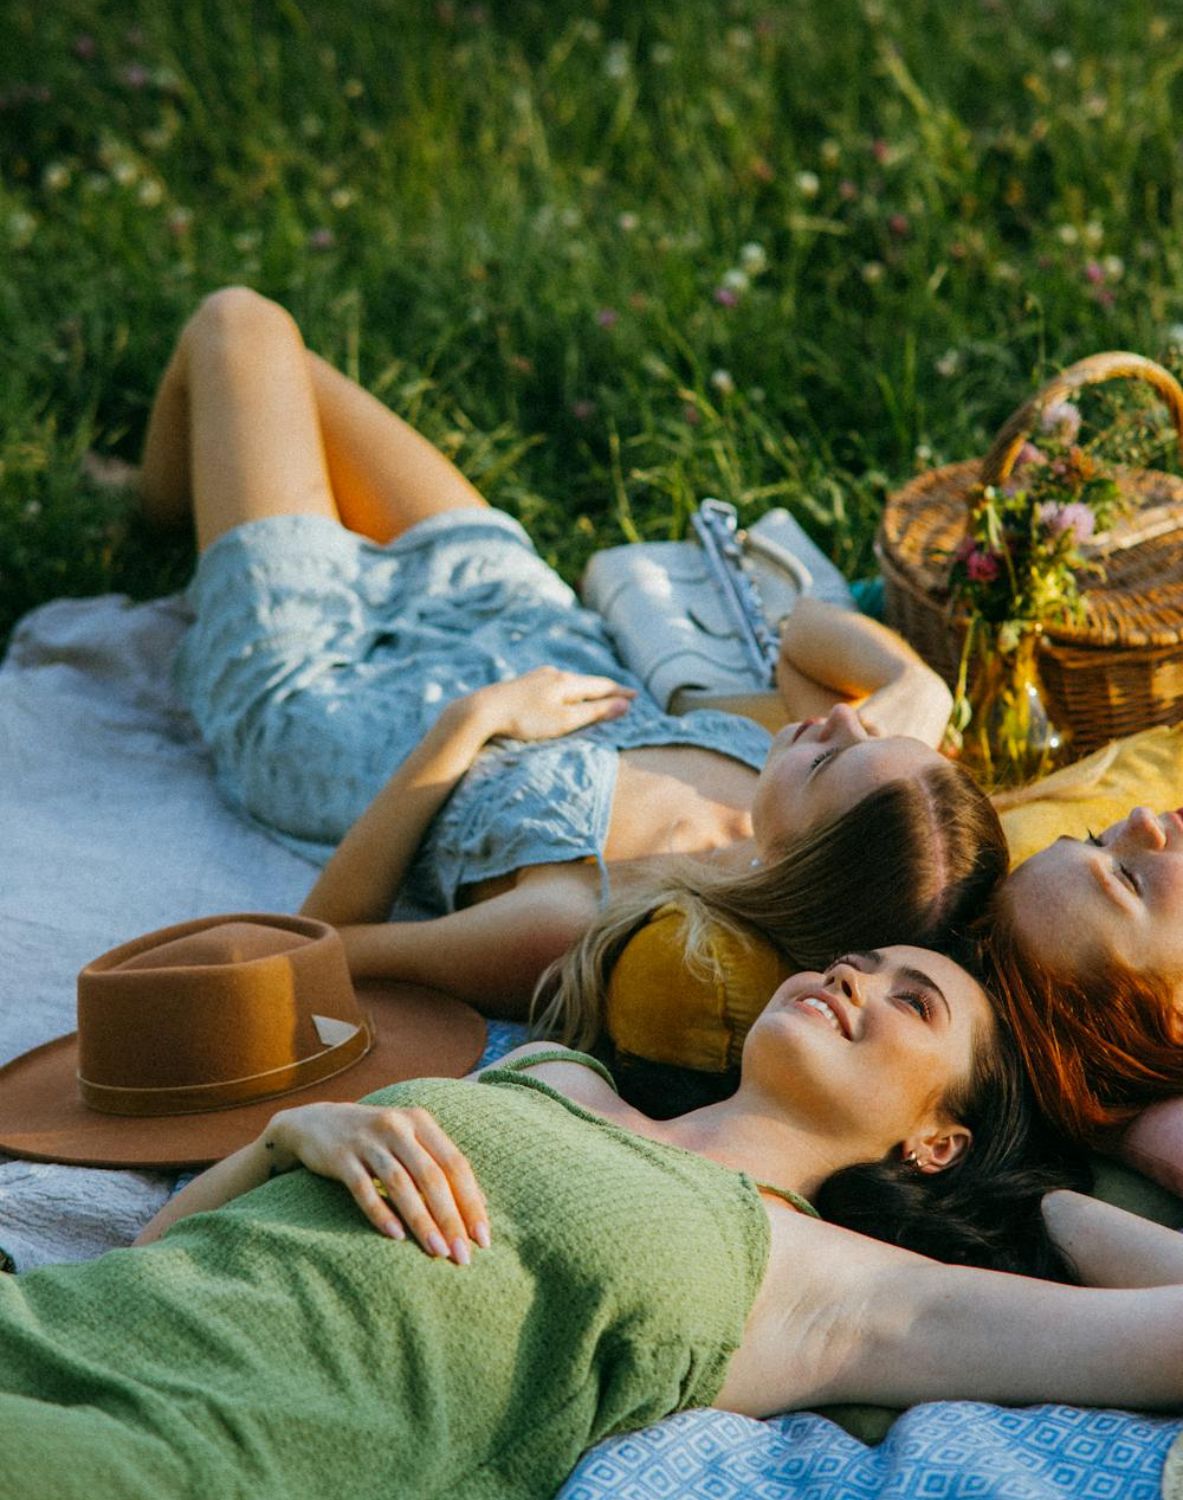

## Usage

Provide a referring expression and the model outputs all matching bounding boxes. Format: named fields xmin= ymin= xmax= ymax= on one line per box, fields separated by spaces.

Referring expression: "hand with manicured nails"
xmin=264 ymin=1102 xmax=490 ymax=1265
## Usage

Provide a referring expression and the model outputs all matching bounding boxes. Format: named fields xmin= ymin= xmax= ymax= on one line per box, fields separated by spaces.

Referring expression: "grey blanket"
xmin=0 ymin=593 xmax=315 ymax=1267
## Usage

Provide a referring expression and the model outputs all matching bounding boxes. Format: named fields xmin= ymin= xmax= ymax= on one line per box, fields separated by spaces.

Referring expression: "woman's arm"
xmin=1041 ymin=1187 xmax=1183 ymax=1286
xmin=134 ymin=1100 xmax=489 ymax=1263
xmin=776 ymin=598 xmax=953 ymax=747
xmin=1118 ymin=1097 xmax=1183 ymax=1198
xmin=337 ymin=862 xmax=601 ymax=1017
xmin=721 ymin=1210 xmax=1183 ymax=1417
xmin=302 ymin=667 xmax=634 ymax=928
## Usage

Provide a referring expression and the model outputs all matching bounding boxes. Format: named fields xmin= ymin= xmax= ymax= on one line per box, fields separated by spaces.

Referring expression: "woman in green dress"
xmin=3 ymin=941 xmax=1182 ymax=1498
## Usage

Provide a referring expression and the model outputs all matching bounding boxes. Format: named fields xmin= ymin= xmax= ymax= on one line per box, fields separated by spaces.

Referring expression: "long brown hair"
xmin=983 ymin=883 xmax=1183 ymax=1145
xmin=535 ymin=760 xmax=1008 ymax=1048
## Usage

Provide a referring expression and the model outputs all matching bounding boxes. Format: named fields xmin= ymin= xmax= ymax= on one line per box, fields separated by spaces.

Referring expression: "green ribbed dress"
xmin=0 ymin=1053 xmax=812 ymax=1499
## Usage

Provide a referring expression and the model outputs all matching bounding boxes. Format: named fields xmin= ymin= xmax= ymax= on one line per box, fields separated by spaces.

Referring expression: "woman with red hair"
xmin=984 ymin=805 xmax=1183 ymax=1192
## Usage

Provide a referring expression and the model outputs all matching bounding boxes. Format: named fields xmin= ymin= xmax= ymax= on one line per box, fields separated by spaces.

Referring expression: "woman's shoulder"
xmin=474 ymin=1042 xmax=621 ymax=1102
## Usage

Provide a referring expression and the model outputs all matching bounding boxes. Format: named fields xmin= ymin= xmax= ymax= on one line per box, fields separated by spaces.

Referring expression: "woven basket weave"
xmin=877 ymin=352 xmax=1183 ymax=753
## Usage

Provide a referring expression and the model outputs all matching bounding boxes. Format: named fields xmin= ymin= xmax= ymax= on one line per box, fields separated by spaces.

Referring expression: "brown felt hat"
xmin=0 ymin=913 xmax=486 ymax=1169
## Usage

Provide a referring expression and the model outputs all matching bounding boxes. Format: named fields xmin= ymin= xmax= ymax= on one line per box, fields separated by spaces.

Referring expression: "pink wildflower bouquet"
xmin=949 ymin=400 xmax=1127 ymax=649
xmin=944 ymin=396 xmax=1136 ymax=770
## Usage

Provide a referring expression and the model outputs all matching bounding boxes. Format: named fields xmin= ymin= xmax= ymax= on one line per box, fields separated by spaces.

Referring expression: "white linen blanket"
xmin=0 ymin=592 xmax=317 ymax=1268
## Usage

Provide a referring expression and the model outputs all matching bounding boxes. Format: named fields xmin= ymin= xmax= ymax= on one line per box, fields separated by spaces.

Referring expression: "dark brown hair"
xmin=816 ymin=955 xmax=1087 ymax=1280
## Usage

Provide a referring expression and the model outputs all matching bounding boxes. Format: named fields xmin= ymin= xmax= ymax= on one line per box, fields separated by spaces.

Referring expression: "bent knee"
xmin=185 ymin=286 xmax=298 ymax=347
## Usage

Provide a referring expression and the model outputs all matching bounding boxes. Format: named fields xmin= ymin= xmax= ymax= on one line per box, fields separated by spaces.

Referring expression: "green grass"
xmin=2 ymin=0 xmax=1182 ymax=647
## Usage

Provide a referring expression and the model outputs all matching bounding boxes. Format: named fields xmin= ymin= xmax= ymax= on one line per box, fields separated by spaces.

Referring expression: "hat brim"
xmin=0 ymin=980 xmax=487 ymax=1169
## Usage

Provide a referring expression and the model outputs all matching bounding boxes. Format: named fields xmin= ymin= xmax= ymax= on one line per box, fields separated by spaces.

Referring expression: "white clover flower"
xmin=301 ymin=114 xmax=323 ymax=139
xmin=330 ymin=187 xmax=356 ymax=210
xmin=739 ymin=241 xmax=767 ymax=274
xmin=7 ymin=210 xmax=36 ymax=247
xmin=726 ymin=26 xmax=753 ymax=49
xmin=721 ymin=267 xmax=750 ymax=292
xmin=935 ymin=349 xmax=961 ymax=378
xmin=1083 ymin=220 xmax=1104 ymax=248
xmin=861 ymin=260 xmax=885 ymax=284
xmin=580 ymin=19 xmax=602 ymax=43
xmin=617 ymin=211 xmax=639 ymax=232
xmin=820 ymin=138 xmax=841 ymax=166
xmin=1050 ymin=47 xmax=1073 ymax=70
xmin=137 ymin=178 xmax=163 ymax=206
xmin=560 ymin=206 xmax=582 ymax=229
xmin=42 ymin=163 xmax=71 ymax=192
xmin=603 ymin=40 xmax=631 ymax=80
xmin=709 ymin=368 xmax=735 ymax=395
xmin=1056 ymin=224 xmax=1079 ymax=245
xmin=112 ymin=159 xmax=138 ymax=186
xmin=1166 ymin=323 xmax=1183 ymax=347
xmin=649 ymin=41 xmax=674 ymax=65
xmin=1102 ymin=254 xmax=1124 ymax=281
xmin=795 ymin=170 xmax=820 ymax=199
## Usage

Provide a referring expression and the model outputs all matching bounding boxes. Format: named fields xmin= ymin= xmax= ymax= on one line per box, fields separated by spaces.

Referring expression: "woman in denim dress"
xmin=143 ymin=288 xmax=1006 ymax=1021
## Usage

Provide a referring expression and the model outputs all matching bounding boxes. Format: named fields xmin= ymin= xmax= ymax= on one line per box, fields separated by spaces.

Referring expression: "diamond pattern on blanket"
xmin=559 ymin=1403 xmax=1180 ymax=1500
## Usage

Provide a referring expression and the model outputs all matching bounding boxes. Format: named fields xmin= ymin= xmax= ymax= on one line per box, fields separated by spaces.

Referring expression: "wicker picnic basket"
xmin=877 ymin=352 xmax=1183 ymax=753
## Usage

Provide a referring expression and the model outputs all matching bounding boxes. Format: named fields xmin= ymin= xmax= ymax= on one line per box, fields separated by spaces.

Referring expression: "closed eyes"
xmin=1086 ymin=831 xmax=1141 ymax=896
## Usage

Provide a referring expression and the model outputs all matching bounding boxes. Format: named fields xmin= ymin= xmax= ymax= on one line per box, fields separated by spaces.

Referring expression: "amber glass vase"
xmin=959 ymin=625 xmax=1072 ymax=791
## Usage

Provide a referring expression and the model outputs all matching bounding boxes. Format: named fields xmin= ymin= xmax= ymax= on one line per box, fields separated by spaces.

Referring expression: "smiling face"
xmin=744 ymin=944 xmax=991 ymax=1166
xmin=1003 ymin=807 xmax=1183 ymax=1014
xmin=750 ymin=703 xmax=944 ymax=850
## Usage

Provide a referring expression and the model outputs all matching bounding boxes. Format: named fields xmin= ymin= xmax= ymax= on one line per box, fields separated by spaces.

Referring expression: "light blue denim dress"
xmin=175 ymin=512 xmax=772 ymax=915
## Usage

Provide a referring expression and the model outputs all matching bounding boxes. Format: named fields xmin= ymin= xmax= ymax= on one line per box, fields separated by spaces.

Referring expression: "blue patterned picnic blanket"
xmin=561 ymin=1403 xmax=1180 ymax=1499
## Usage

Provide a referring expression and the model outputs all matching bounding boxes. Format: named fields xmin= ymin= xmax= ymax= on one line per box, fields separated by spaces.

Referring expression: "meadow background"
xmin=1 ymin=0 xmax=1182 ymax=648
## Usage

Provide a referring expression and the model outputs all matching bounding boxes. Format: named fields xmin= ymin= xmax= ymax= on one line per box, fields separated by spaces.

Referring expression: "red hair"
xmin=982 ymin=883 xmax=1183 ymax=1146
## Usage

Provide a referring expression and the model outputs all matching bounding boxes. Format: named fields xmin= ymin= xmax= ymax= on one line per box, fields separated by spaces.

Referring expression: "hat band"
xmin=77 ymin=1016 xmax=374 ymax=1118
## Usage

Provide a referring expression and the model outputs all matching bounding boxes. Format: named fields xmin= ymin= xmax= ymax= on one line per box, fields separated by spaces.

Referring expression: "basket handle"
xmin=979 ymin=351 xmax=1183 ymax=488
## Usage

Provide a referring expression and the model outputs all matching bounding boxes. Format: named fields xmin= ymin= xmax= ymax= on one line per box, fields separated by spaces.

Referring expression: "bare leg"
xmin=307 ymin=351 xmax=487 ymax=541
xmin=139 ymin=287 xmax=486 ymax=550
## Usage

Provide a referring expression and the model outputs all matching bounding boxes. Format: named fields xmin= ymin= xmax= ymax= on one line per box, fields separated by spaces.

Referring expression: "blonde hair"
xmin=534 ymin=763 xmax=1008 ymax=1048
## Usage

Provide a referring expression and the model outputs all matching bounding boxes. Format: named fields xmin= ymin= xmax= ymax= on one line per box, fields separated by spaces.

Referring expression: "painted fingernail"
xmin=426 ymin=1232 xmax=449 ymax=1258
xmin=473 ymin=1221 xmax=491 ymax=1250
xmin=451 ymin=1237 xmax=471 ymax=1266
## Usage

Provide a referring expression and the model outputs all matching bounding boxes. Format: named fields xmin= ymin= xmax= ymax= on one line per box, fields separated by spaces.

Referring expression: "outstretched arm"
xmin=776 ymin=598 xmax=953 ymax=747
xmin=720 ymin=1203 xmax=1183 ymax=1418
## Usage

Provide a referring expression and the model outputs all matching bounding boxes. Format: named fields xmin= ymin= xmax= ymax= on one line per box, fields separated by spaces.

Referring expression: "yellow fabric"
xmin=997 ymin=722 xmax=1183 ymax=867
xmin=604 ymin=905 xmax=795 ymax=1073
xmin=605 ymin=724 xmax=1183 ymax=1077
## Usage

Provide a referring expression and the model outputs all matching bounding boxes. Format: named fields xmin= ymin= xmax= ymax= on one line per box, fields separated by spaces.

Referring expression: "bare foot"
xmin=83 ymin=450 xmax=141 ymax=491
